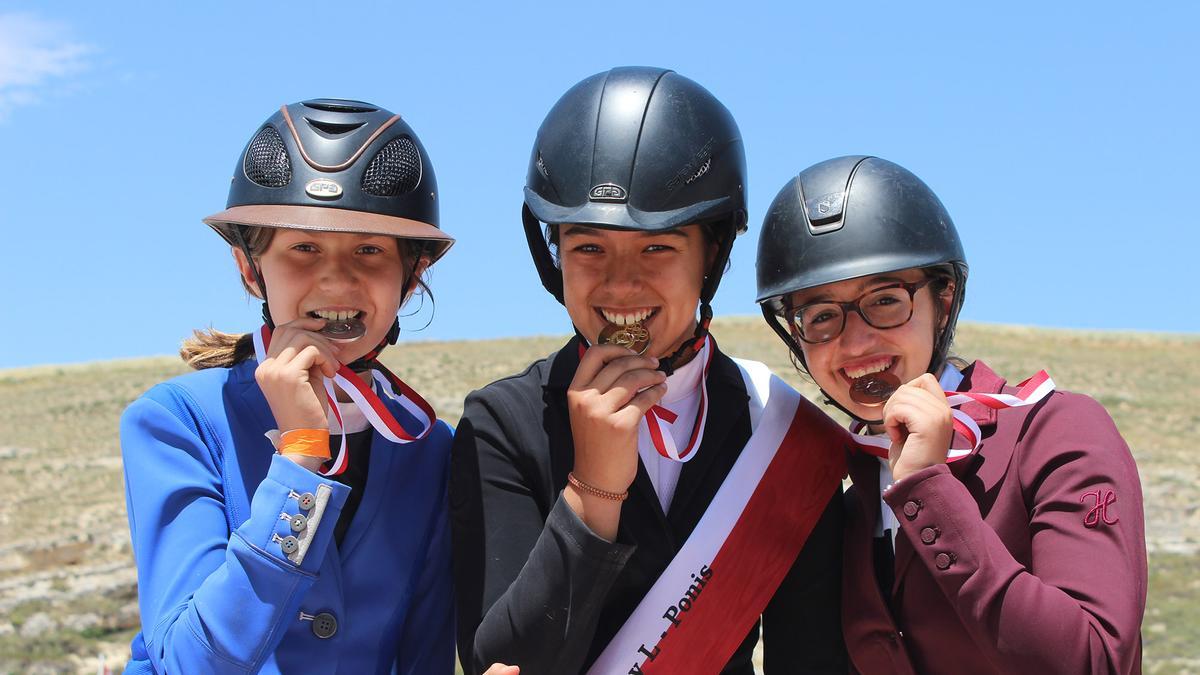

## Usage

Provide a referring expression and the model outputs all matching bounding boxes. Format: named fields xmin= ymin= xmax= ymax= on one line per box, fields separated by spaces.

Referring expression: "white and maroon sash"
xmin=252 ymin=324 xmax=436 ymax=476
xmin=587 ymin=359 xmax=846 ymax=675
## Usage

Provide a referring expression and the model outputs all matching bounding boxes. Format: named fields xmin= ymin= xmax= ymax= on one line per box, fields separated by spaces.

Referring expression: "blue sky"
xmin=1 ymin=1 xmax=1196 ymax=369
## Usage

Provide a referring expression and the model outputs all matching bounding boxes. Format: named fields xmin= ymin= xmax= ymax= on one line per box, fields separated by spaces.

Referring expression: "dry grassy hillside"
xmin=0 ymin=318 xmax=1196 ymax=674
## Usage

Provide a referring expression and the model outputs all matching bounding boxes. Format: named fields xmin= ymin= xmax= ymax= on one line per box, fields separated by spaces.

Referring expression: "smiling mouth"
xmin=840 ymin=356 xmax=897 ymax=382
xmin=597 ymin=307 xmax=656 ymax=326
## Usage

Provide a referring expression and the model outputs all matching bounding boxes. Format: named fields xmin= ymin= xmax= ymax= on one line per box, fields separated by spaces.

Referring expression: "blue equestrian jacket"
xmin=120 ymin=359 xmax=454 ymax=674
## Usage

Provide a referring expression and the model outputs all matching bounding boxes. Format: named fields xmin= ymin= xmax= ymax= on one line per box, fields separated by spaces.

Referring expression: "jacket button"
xmin=311 ymin=612 xmax=338 ymax=639
xmin=935 ymin=552 xmax=957 ymax=570
xmin=298 ymin=492 xmax=316 ymax=510
xmin=279 ymin=536 xmax=299 ymax=555
xmin=902 ymin=500 xmax=922 ymax=519
xmin=290 ymin=514 xmax=308 ymax=533
xmin=920 ymin=527 xmax=939 ymax=544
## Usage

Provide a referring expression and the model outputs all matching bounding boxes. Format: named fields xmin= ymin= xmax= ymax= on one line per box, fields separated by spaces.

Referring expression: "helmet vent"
xmin=685 ymin=157 xmax=711 ymax=185
xmin=306 ymin=119 xmax=367 ymax=136
xmin=243 ymin=126 xmax=292 ymax=188
xmin=301 ymin=100 xmax=378 ymax=113
xmin=361 ymin=136 xmax=422 ymax=197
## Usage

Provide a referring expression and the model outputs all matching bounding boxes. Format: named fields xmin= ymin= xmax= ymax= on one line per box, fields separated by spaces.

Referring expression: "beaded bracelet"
xmin=567 ymin=471 xmax=629 ymax=502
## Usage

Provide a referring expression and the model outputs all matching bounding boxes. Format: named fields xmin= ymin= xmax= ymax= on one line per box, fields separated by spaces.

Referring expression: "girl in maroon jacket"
xmin=754 ymin=156 xmax=1146 ymax=674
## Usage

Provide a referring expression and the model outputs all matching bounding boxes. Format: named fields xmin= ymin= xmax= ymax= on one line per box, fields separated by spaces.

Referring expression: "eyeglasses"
xmin=786 ymin=279 xmax=934 ymax=344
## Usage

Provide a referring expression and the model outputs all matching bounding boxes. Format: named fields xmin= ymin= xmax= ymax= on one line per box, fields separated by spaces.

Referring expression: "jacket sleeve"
xmin=395 ymin=450 xmax=456 ymax=675
xmin=761 ymin=488 xmax=849 ymax=674
xmin=121 ymin=386 xmax=350 ymax=674
xmin=451 ymin=389 xmax=635 ymax=675
xmin=883 ymin=393 xmax=1146 ymax=674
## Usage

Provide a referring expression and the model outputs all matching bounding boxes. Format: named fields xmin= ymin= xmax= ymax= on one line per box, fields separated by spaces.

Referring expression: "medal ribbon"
xmin=644 ymin=336 xmax=713 ymax=463
xmin=253 ymin=324 xmax=437 ymax=476
xmin=850 ymin=370 xmax=1056 ymax=462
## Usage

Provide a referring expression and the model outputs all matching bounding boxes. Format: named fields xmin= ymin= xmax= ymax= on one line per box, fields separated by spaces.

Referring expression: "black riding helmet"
xmin=522 ymin=67 xmax=748 ymax=373
xmin=203 ymin=98 xmax=454 ymax=368
xmin=756 ymin=156 xmax=968 ymax=413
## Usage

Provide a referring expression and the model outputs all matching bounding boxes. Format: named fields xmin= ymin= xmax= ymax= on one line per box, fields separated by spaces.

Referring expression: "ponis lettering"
xmin=624 ymin=564 xmax=714 ymax=671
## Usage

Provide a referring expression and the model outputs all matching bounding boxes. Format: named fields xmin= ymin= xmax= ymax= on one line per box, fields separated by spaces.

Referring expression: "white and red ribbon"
xmin=253 ymin=324 xmax=436 ymax=476
xmin=851 ymin=369 xmax=1056 ymax=462
xmin=643 ymin=337 xmax=713 ymax=463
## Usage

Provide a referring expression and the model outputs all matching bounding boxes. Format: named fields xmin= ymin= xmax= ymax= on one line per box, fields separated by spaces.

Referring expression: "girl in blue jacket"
xmin=120 ymin=99 xmax=459 ymax=674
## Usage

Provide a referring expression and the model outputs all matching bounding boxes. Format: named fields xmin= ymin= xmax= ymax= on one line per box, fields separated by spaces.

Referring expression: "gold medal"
xmin=598 ymin=322 xmax=651 ymax=355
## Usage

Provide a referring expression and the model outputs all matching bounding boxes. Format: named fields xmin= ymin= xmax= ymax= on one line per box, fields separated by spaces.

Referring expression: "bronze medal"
xmin=849 ymin=372 xmax=900 ymax=406
xmin=598 ymin=322 xmax=651 ymax=355
xmin=319 ymin=317 xmax=367 ymax=342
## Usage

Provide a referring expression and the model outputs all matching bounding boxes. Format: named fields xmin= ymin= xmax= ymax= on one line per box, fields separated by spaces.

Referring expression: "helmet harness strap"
xmin=231 ymin=226 xmax=274 ymax=330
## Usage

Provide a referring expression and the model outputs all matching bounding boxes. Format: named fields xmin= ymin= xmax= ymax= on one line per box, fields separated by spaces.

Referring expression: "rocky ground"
xmin=0 ymin=319 xmax=1196 ymax=674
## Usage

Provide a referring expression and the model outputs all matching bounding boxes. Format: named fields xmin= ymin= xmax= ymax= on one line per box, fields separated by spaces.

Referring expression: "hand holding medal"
xmin=878 ymin=373 xmax=955 ymax=481
xmin=565 ymin=320 xmax=666 ymax=540
xmin=849 ymin=370 xmax=1057 ymax=476
xmin=254 ymin=317 xmax=340 ymax=429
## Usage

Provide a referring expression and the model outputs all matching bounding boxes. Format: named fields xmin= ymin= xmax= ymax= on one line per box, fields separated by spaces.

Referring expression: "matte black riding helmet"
xmin=522 ymin=67 xmax=748 ymax=373
xmin=203 ymin=98 xmax=454 ymax=368
xmin=756 ymin=155 xmax=968 ymax=388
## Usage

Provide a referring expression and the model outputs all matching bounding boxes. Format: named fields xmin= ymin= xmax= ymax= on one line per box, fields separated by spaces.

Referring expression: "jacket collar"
xmin=956 ymin=360 xmax=1007 ymax=428
xmin=545 ymin=335 xmax=584 ymax=390
xmin=946 ymin=360 xmax=1008 ymax=479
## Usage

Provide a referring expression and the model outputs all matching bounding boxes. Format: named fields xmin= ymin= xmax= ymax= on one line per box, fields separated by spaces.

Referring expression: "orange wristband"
xmin=279 ymin=429 xmax=332 ymax=460
xmin=567 ymin=472 xmax=629 ymax=502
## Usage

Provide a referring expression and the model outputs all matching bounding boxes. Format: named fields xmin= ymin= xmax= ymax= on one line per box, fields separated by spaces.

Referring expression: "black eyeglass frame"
xmin=785 ymin=278 xmax=935 ymax=344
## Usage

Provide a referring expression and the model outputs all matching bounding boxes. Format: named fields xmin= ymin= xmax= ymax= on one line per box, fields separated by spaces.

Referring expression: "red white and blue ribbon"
xmin=851 ymin=369 xmax=1056 ymax=462
xmin=253 ymin=324 xmax=436 ymax=476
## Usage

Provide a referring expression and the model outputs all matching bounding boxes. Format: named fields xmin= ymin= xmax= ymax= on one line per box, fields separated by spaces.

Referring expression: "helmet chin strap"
xmin=656 ymin=302 xmax=712 ymax=376
xmin=345 ymin=268 xmax=414 ymax=373
xmin=232 ymin=227 xmax=275 ymax=330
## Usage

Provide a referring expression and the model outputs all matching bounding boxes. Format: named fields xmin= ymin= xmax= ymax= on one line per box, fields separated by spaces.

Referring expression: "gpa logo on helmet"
xmin=589 ymin=183 xmax=628 ymax=202
xmin=305 ymin=179 xmax=343 ymax=200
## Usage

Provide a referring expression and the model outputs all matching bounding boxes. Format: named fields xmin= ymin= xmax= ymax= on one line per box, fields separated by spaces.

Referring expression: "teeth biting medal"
xmin=849 ymin=371 xmax=900 ymax=406
xmin=315 ymin=312 xmax=367 ymax=341
xmin=598 ymin=321 xmax=651 ymax=355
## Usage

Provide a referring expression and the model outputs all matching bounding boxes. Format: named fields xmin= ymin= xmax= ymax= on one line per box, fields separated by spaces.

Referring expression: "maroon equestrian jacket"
xmin=842 ymin=360 xmax=1146 ymax=674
